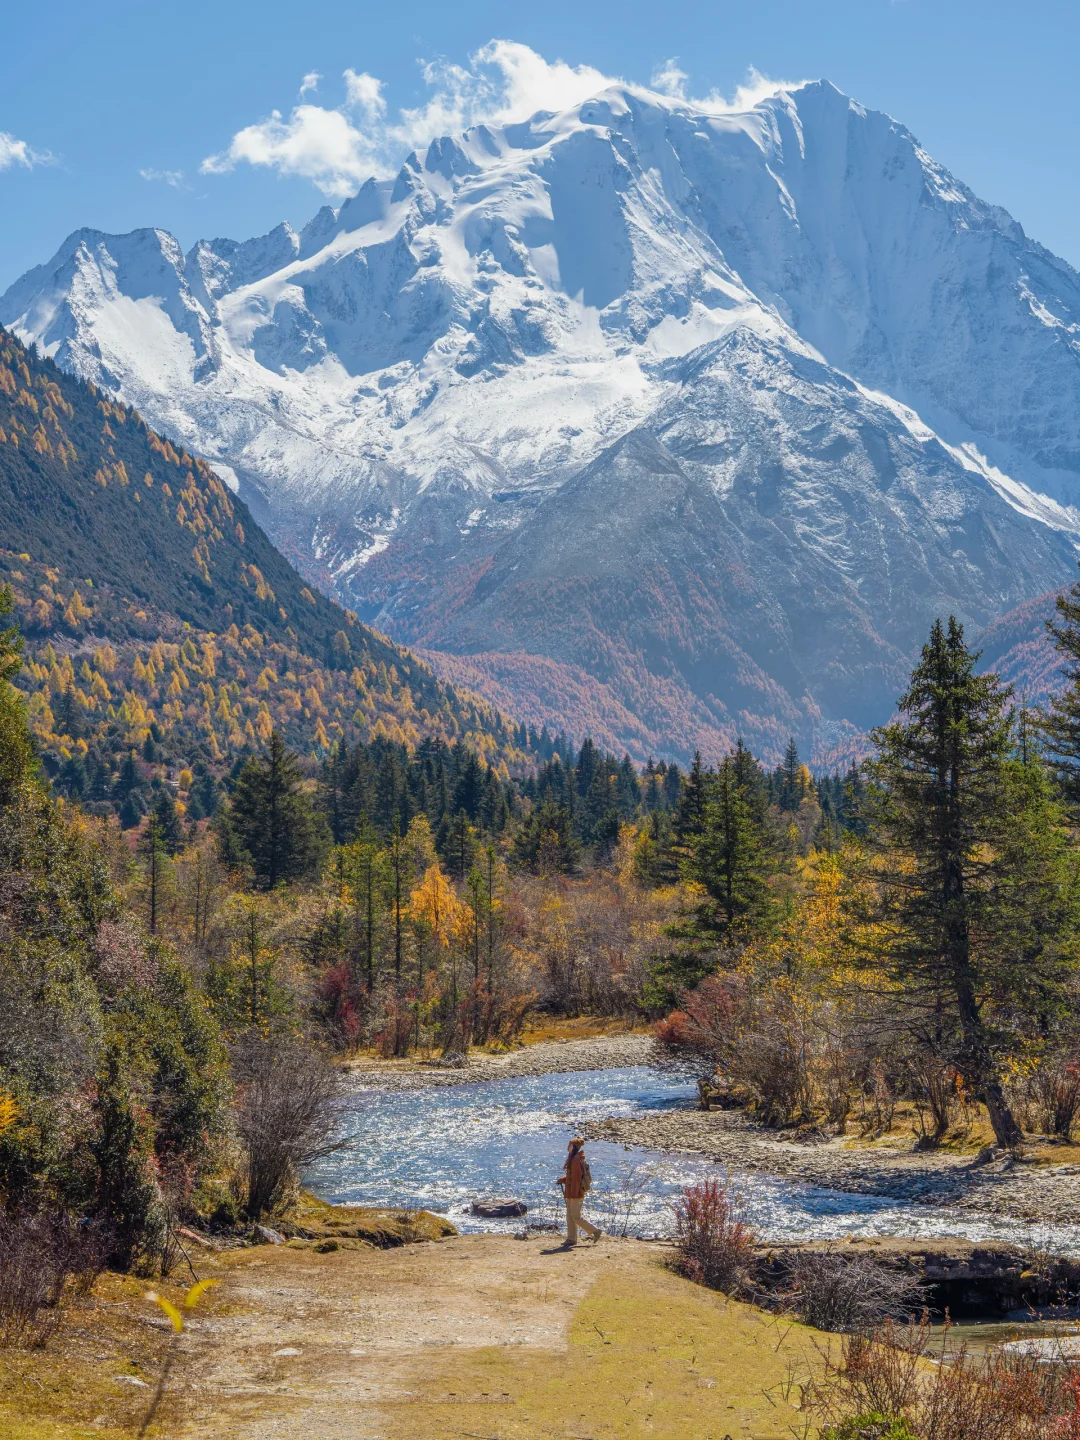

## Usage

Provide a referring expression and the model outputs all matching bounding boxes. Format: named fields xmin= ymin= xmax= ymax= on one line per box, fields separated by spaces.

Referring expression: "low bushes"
xmin=672 ymin=1178 xmax=756 ymax=1292
xmin=0 ymin=1211 xmax=106 ymax=1348
xmin=785 ymin=1251 xmax=927 ymax=1333
xmin=809 ymin=1316 xmax=1080 ymax=1440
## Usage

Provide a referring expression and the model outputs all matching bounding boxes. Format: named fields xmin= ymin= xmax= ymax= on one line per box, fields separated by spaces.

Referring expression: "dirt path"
xmin=173 ymin=1234 xmax=818 ymax=1440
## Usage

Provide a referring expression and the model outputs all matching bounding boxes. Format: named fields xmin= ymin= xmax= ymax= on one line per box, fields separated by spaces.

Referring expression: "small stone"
xmin=273 ymin=1347 xmax=302 ymax=1357
xmin=113 ymin=1375 xmax=150 ymax=1388
xmin=254 ymin=1224 xmax=286 ymax=1245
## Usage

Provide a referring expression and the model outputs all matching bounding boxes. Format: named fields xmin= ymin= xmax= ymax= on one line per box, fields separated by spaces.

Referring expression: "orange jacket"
xmin=560 ymin=1151 xmax=586 ymax=1200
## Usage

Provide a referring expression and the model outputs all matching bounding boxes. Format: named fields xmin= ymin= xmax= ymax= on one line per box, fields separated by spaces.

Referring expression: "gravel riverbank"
xmin=345 ymin=1033 xmax=657 ymax=1090
xmin=580 ymin=1108 xmax=1080 ymax=1228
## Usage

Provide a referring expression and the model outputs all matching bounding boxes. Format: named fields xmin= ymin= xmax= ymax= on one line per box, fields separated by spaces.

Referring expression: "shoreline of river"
xmin=344 ymin=1032 xmax=658 ymax=1089
xmin=346 ymin=1034 xmax=1080 ymax=1229
xmin=579 ymin=1108 xmax=1080 ymax=1229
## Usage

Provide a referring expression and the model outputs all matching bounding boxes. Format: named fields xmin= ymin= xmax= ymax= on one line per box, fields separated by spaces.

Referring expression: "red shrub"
xmin=673 ymin=1178 xmax=756 ymax=1292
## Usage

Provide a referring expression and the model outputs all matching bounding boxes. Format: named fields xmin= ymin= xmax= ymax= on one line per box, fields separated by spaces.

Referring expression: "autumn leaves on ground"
xmin=0 ymin=1233 xmax=820 ymax=1440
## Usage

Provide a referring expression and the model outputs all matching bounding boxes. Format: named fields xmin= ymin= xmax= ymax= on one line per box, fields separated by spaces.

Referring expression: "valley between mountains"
xmin=7 ymin=78 xmax=1080 ymax=761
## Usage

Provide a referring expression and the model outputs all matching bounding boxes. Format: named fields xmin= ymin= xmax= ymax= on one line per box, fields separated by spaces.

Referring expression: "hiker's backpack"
xmin=579 ymin=1156 xmax=592 ymax=1194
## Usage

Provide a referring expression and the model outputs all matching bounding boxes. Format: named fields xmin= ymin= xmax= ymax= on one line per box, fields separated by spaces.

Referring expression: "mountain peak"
xmin=5 ymin=80 xmax=1080 ymax=761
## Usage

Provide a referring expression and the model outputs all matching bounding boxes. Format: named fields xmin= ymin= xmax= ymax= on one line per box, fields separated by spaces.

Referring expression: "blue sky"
xmin=2 ymin=0 xmax=1079 ymax=289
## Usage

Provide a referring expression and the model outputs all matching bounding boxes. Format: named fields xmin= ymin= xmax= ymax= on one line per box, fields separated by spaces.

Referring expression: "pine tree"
xmin=690 ymin=753 xmax=772 ymax=941
xmin=151 ymin=786 xmax=184 ymax=856
xmin=226 ymin=731 xmax=328 ymax=889
xmin=866 ymin=617 xmax=1079 ymax=1150
xmin=1039 ymin=572 xmax=1080 ymax=810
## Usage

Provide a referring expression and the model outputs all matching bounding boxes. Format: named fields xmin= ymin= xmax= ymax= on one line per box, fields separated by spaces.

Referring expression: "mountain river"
xmin=309 ymin=1065 xmax=1080 ymax=1251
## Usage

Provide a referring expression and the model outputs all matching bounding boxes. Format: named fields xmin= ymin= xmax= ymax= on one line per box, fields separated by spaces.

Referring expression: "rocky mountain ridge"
xmin=5 ymin=79 xmax=1080 ymax=760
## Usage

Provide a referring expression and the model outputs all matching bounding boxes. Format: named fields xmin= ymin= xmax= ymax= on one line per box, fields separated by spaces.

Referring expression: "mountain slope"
xmin=6 ymin=79 xmax=1080 ymax=760
xmin=0 ymin=325 xmax=533 ymax=791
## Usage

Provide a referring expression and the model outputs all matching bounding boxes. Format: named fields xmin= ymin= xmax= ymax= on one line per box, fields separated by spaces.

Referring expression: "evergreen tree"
xmin=439 ymin=809 xmax=478 ymax=879
xmin=151 ymin=786 xmax=185 ymax=856
xmin=225 ymin=731 xmax=328 ymax=889
xmin=55 ymin=683 xmax=83 ymax=742
xmin=1039 ymin=571 xmax=1080 ymax=810
xmin=777 ymin=737 xmax=802 ymax=811
xmin=689 ymin=753 xmax=773 ymax=941
xmin=142 ymin=810 xmax=165 ymax=934
xmin=616 ymin=755 xmax=641 ymax=818
xmin=865 ymin=617 xmax=1079 ymax=1149
xmin=581 ymin=766 xmax=620 ymax=857
xmin=513 ymin=800 xmax=580 ymax=874
xmin=0 ymin=585 xmax=32 ymax=807
xmin=343 ymin=825 xmax=387 ymax=991
xmin=451 ymin=747 xmax=484 ymax=820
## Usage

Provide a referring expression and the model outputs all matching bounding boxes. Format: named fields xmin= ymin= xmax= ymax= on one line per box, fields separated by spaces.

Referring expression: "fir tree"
xmin=866 ymin=617 xmax=1079 ymax=1150
xmin=777 ymin=737 xmax=802 ymax=811
xmin=689 ymin=753 xmax=773 ymax=942
xmin=1039 ymin=571 xmax=1080 ymax=810
xmin=151 ymin=786 xmax=184 ymax=855
xmin=226 ymin=731 xmax=328 ymax=889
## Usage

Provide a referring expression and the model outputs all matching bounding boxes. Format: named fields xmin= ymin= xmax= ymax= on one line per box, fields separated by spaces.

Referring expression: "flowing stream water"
xmin=310 ymin=1065 xmax=1080 ymax=1250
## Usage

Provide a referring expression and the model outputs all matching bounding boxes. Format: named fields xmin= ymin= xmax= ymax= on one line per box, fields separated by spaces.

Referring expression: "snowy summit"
xmin=6 ymin=78 xmax=1080 ymax=760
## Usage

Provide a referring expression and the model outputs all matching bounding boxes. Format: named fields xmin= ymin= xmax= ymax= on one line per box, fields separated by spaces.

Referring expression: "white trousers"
xmin=565 ymin=1196 xmax=600 ymax=1244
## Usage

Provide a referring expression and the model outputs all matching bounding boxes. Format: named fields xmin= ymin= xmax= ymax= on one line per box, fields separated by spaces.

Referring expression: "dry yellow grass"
xmin=392 ymin=1258 xmax=821 ymax=1439
xmin=0 ymin=1271 xmax=196 ymax=1439
xmin=516 ymin=1014 xmax=651 ymax=1046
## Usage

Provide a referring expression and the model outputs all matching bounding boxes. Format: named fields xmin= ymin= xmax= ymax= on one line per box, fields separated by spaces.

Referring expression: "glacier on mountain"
xmin=5 ymin=79 xmax=1080 ymax=760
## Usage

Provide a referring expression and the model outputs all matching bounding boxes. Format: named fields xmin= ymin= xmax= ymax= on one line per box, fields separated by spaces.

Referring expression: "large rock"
xmin=471 ymin=1197 xmax=527 ymax=1219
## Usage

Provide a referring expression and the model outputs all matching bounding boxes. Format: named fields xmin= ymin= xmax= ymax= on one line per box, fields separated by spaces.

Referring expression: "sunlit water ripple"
xmin=308 ymin=1066 xmax=1080 ymax=1251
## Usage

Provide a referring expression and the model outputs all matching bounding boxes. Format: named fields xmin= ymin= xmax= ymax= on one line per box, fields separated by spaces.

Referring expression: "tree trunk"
xmin=953 ymin=968 xmax=1022 ymax=1149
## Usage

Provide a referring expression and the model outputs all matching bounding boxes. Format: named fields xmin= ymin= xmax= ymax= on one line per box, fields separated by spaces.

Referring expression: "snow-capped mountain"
xmin=6 ymin=79 xmax=1080 ymax=762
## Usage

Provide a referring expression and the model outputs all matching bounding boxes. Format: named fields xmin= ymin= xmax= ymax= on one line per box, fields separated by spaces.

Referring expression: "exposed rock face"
xmin=8 ymin=80 xmax=1080 ymax=759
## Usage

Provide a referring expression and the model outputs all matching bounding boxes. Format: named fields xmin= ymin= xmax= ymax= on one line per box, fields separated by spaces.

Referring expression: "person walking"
xmin=557 ymin=1137 xmax=602 ymax=1246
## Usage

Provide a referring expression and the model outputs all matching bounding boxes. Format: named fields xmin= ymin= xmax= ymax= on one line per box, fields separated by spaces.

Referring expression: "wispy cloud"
xmin=200 ymin=42 xmax=805 ymax=199
xmin=0 ymin=131 xmax=53 ymax=171
xmin=650 ymin=59 xmax=688 ymax=99
xmin=139 ymin=167 xmax=188 ymax=189
xmin=298 ymin=71 xmax=322 ymax=99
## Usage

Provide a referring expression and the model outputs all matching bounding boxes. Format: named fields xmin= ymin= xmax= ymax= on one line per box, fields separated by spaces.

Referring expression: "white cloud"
xmin=704 ymin=66 xmax=805 ymax=114
xmin=651 ymin=59 xmax=688 ymax=99
xmin=299 ymin=71 xmax=322 ymax=99
xmin=343 ymin=69 xmax=385 ymax=121
xmin=140 ymin=167 xmax=187 ymax=189
xmin=200 ymin=43 xmax=805 ymax=199
xmin=0 ymin=131 xmax=52 ymax=171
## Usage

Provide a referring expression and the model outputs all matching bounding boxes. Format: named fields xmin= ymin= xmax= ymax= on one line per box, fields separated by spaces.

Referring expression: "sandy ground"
xmin=168 ymin=1234 xmax=816 ymax=1440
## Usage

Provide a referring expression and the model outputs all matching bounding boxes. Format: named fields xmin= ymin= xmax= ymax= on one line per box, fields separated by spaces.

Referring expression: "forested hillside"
xmin=0 ymin=326 xmax=537 ymax=817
